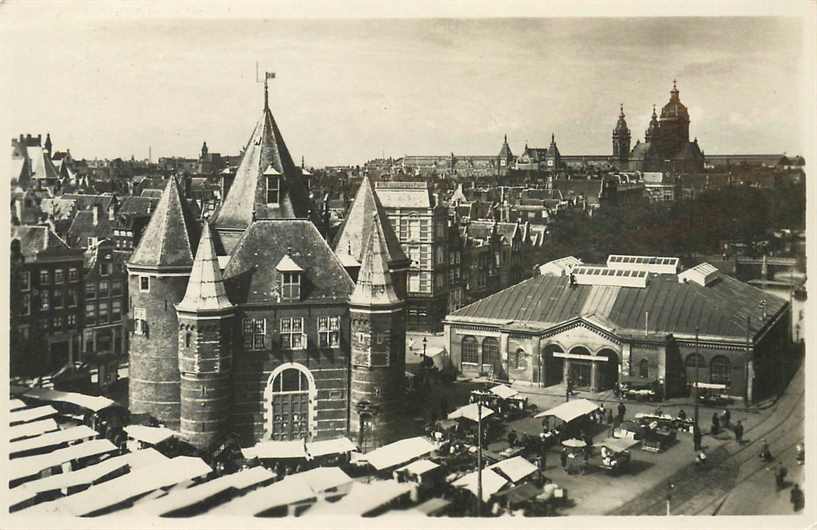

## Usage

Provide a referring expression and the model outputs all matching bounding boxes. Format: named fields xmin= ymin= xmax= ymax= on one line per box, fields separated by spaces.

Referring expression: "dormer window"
xmin=275 ymin=253 xmax=304 ymax=302
xmin=264 ymin=165 xmax=282 ymax=205
xmin=282 ymin=272 xmax=301 ymax=300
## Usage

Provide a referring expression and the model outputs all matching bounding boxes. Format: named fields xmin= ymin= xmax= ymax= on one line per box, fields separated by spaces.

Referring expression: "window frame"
xmin=280 ymin=317 xmax=306 ymax=350
xmin=461 ymin=336 xmax=479 ymax=364
xmin=139 ymin=275 xmax=150 ymax=293
xmin=318 ymin=316 xmax=340 ymax=348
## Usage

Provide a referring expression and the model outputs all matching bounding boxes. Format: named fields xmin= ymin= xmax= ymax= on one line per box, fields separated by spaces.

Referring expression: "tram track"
xmin=610 ymin=367 xmax=804 ymax=516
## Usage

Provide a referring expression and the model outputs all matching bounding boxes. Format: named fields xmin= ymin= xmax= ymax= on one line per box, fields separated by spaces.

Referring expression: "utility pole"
xmin=476 ymin=398 xmax=483 ymax=517
xmin=666 ymin=482 xmax=675 ymax=516
xmin=694 ymin=327 xmax=700 ymax=429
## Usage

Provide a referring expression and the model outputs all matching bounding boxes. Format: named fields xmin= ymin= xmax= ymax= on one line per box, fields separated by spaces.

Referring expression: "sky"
xmin=2 ymin=10 xmax=808 ymax=166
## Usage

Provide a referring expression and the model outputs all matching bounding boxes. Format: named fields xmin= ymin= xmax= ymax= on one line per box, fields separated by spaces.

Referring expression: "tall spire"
xmin=212 ymin=71 xmax=314 ymax=237
xmin=129 ymin=176 xmax=200 ymax=268
xmin=176 ymin=223 xmax=233 ymax=313
xmin=334 ymin=176 xmax=408 ymax=268
xmin=350 ymin=212 xmax=402 ymax=307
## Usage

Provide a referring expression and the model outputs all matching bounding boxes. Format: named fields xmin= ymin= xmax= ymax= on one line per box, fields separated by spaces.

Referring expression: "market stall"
xmin=561 ymin=438 xmax=588 ymax=475
xmin=618 ymin=376 xmax=662 ymax=402
xmin=692 ymin=382 xmax=732 ymax=406
xmin=534 ymin=399 xmax=600 ymax=442
xmin=594 ymin=437 xmax=639 ymax=474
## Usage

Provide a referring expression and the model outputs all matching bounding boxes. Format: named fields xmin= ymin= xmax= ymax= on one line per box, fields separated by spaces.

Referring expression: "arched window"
xmin=511 ymin=348 xmax=526 ymax=370
xmin=685 ymin=353 xmax=706 ymax=382
xmin=639 ymin=359 xmax=649 ymax=378
xmin=461 ymin=336 xmax=478 ymax=364
xmin=482 ymin=337 xmax=499 ymax=365
xmin=710 ymin=356 xmax=731 ymax=386
xmin=268 ymin=366 xmax=312 ymax=440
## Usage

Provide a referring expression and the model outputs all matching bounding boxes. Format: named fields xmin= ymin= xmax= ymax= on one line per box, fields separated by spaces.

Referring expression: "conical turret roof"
xmin=498 ymin=134 xmax=513 ymax=159
xmin=212 ymin=90 xmax=313 ymax=230
xmin=129 ymin=176 xmax=200 ymax=269
xmin=176 ymin=223 xmax=233 ymax=313
xmin=350 ymin=212 xmax=402 ymax=307
xmin=334 ymin=176 xmax=408 ymax=268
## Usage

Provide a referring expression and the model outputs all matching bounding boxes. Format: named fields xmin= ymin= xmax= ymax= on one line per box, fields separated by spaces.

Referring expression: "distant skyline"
xmin=4 ymin=17 xmax=806 ymax=166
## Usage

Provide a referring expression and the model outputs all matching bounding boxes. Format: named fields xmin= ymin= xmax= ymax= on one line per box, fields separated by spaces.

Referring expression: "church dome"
xmin=660 ymin=80 xmax=689 ymax=121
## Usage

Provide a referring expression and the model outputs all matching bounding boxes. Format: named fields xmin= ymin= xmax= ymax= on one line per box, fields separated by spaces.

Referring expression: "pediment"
xmin=541 ymin=315 xmax=621 ymax=345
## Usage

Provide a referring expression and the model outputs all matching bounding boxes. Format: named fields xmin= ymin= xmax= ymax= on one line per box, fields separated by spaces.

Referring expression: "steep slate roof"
xmin=118 ymin=196 xmax=159 ymax=217
xmin=66 ymin=208 xmax=114 ymax=245
xmin=222 ymin=220 xmax=354 ymax=305
xmin=212 ymin=94 xmax=312 ymax=230
xmin=333 ymin=176 xmax=408 ymax=269
xmin=374 ymin=182 xmax=433 ymax=209
xmin=129 ymin=177 xmax=200 ymax=269
xmin=62 ymin=194 xmax=115 ymax=212
xmin=27 ymin=145 xmax=59 ymax=182
xmin=350 ymin=213 xmax=402 ymax=307
xmin=11 ymin=225 xmax=71 ymax=256
xmin=448 ymin=271 xmax=786 ymax=341
xmin=176 ymin=223 xmax=233 ymax=313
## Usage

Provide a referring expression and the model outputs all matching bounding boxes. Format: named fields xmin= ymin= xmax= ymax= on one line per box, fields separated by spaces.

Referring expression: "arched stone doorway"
xmin=597 ymin=348 xmax=620 ymax=391
xmin=540 ymin=344 xmax=565 ymax=387
xmin=567 ymin=346 xmax=592 ymax=389
xmin=264 ymin=363 xmax=316 ymax=441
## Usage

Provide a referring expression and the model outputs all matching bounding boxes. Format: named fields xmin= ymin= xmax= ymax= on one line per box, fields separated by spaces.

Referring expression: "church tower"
xmin=175 ymin=223 xmax=235 ymax=450
xmin=127 ymin=177 xmax=201 ymax=430
xmin=612 ymin=104 xmax=631 ymax=162
xmin=349 ymin=212 xmax=406 ymax=451
xmin=645 ymin=105 xmax=659 ymax=144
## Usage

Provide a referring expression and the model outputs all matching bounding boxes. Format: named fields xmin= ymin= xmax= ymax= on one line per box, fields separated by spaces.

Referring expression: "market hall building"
xmin=443 ymin=255 xmax=790 ymax=403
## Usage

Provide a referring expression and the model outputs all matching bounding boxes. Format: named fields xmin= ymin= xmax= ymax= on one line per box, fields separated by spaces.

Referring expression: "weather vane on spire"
xmin=256 ymin=62 xmax=276 ymax=110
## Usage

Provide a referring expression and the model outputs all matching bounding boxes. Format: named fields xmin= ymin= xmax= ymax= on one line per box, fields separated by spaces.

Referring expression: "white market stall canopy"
xmin=9 ymin=418 xmax=59 ymax=442
xmin=447 ymin=403 xmax=495 ymax=423
xmin=594 ymin=437 xmax=640 ymax=453
xmin=452 ymin=468 xmax=508 ymax=502
xmin=395 ymin=458 xmax=440 ymax=477
xmin=58 ymin=456 xmax=213 ymax=516
xmin=124 ymin=425 xmax=178 ymax=445
xmin=489 ymin=384 xmax=519 ymax=400
xmin=102 ymin=447 xmax=171 ymax=471
xmin=365 ymin=436 xmax=437 ymax=471
xmin=534 ymin=398 xmax=599 ymax=421
xmin=16 ymin=457 xmax=128 ymax=497
xmin=207 ymin=474 xmax=316 ymax=516
xmin=10 ymin=439 xmax=118 ymax=483
xmin=305 ymin=479 xmax=413 ymax=516
xmin=487 ymin=456 xmax=538 ymax=484
xmin=10 ymin=425 xmax=98 ymax=456
xmin=305 ymin=437 xmax=357 ymax=458
xmin=136 ymin=466 xmax=276 ymax=516
xmin=15 ymin=387 xmax=119 ymax=412
xmin=242 ymin=439 xmax=307 ymax=460
xmin=9 ymin=405 xmax=59 ymax=425
xmin=9 ymin=399 xmax=28 ymax=412
xmin=692 ymin=382 xmax=728 ymax=390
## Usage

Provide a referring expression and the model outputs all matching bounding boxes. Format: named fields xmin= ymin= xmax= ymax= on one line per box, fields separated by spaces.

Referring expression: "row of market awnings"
xmin=241 ymin=437 xmax=358 ymax=461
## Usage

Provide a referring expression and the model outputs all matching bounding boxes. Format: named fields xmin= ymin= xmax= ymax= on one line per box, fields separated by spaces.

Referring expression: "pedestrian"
xmin=677 ymin=409 xmax=687 ymax=422
xmin=440 ymin=396 xmax=449 ymax=418
xmin=696 ymin=450 xmax=707 ymax=468
xmin=776 ymin=464 xmax=788 ymax=491
xmin=617 ymin=401 xmax=626 ymax=422
xmin=711 ymin=412 xmax=720 ymax=435
xmin=606 ymin=407 xmax=613 ymax=426
xmin=693 ymin=424 xmax=702 ymax=451
xmin=541 ymin=447 xmax=548 ymax=470
xmin=790 ymin=483 xmax=804 ymax=512
xmin=760 ymin=439 xmax=773 ymax=462
xmin=599 ymin=403 xmax=607 ymax=424
xmin=734 ymin=420 xmax=744 ymax=444
xmin=796 ymin=442 xmax=805 ymax=465
xmin=722 ymin=408 xmax=731 ymax=428
xmin=560 ymin=447 xmax=568 ymax=469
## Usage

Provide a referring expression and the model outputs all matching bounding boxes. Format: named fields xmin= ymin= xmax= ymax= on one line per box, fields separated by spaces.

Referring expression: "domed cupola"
xmin=660 ymin=80 xmax=690 ymax=122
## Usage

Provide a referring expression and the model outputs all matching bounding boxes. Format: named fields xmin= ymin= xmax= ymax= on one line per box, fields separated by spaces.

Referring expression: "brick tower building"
xmin=127 ymin=176 xmax=201 ymax=430
xmin=349 ymin=212 xmax=407 ymax=451
xmin=175 ymin=223 xmax=235 ymax=449
xmin=612 ymin=104 xmax=631 ymax=162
